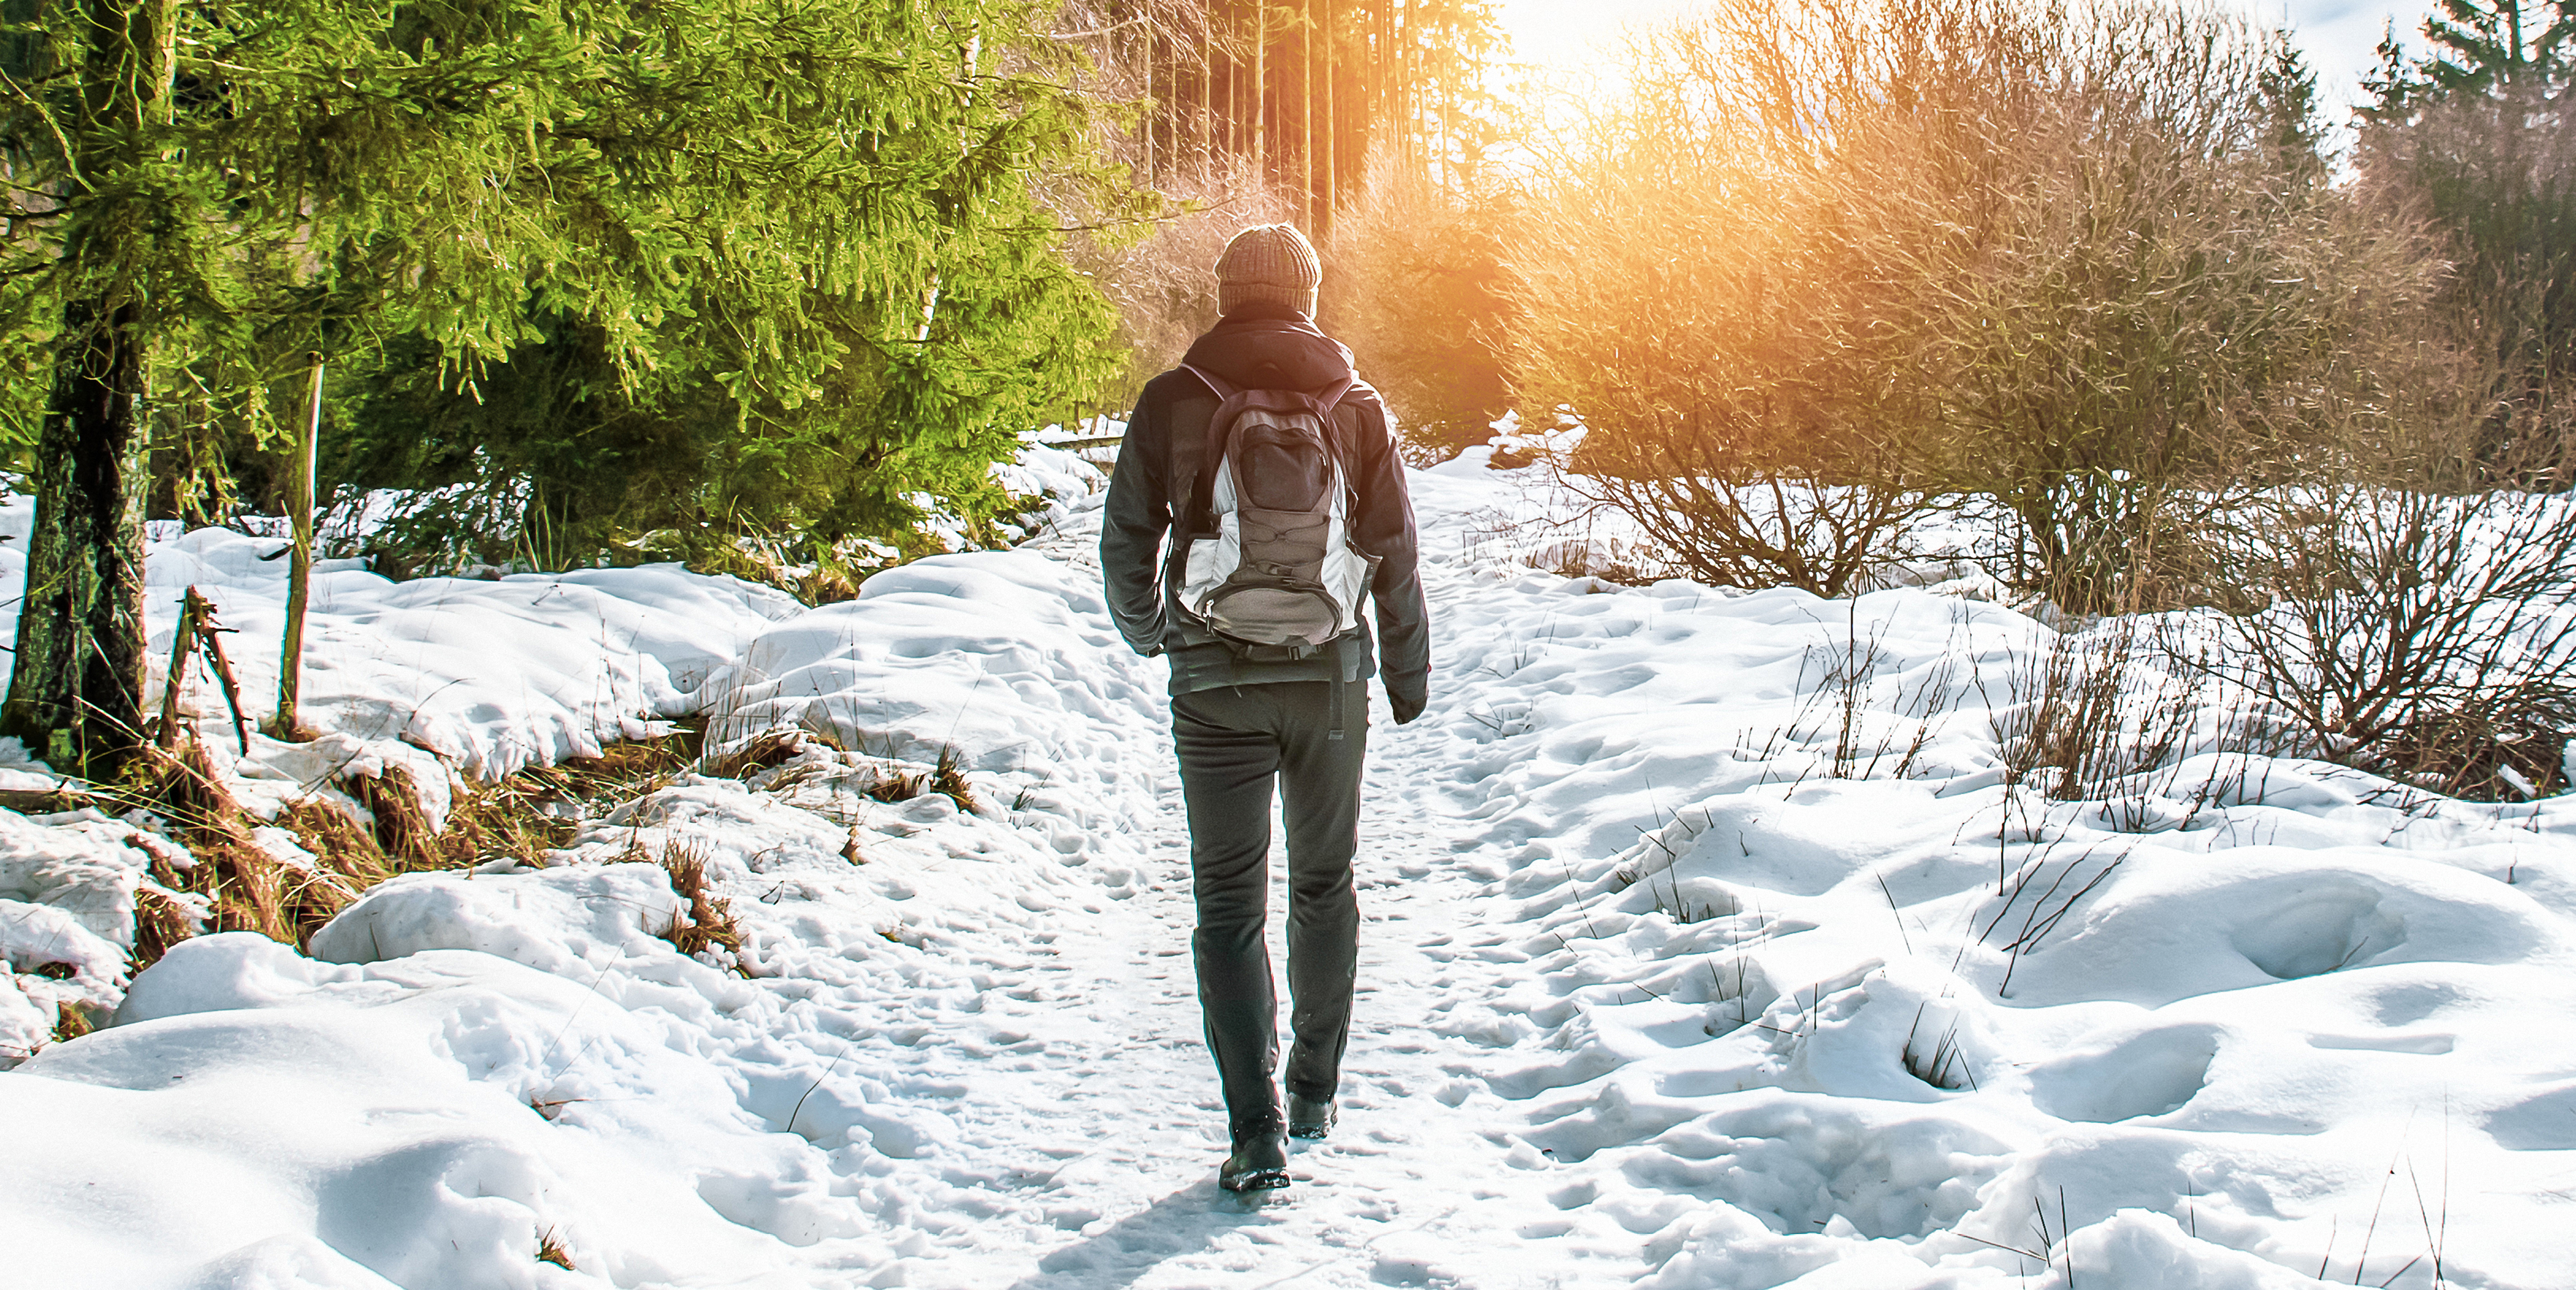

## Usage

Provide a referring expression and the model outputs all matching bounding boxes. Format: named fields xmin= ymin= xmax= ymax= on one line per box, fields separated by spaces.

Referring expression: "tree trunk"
xmin=272 ymin=355 xmax=322 ymax=738
xmin=1300 ymin=0 xmax=1314 ymax=229
xmin=3 ymin=0 xmax=177 ymax=780
xmin=1142 ymin=16 xmax=1156 ymax=185
xmin=1253 ymin=0 xmax=1267 ymax=191
xmin=1223 ymin=8 xmax=1236 ymax=171
xmin=1198 ymin=1 xmax=1214 ymax=178
xmin=1322 ymin=0 xmax=1336 ymax=234
xmin=4 ymin=298 xmax=152 ymax=778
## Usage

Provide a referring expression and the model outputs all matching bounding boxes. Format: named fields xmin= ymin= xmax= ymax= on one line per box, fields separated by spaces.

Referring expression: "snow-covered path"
xmin=789 ymin=686 xmax=1637 ymax=1287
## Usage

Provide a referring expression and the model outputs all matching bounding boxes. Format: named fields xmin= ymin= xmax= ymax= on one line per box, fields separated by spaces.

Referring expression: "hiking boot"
xmin=1287 ymin=1092 xmax=1336 ymax=1140
xmin=1219 ymin=1121 xmax=1290 ymax=1192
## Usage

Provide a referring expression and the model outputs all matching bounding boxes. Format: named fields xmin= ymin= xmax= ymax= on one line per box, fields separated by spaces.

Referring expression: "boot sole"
xmin=1220 ymin=1167 xmax=1290 ymax=1192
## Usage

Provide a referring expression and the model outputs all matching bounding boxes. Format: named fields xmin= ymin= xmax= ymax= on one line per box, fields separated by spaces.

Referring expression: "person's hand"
xmin=1391 ymin=688 xmax=1426 ymax=725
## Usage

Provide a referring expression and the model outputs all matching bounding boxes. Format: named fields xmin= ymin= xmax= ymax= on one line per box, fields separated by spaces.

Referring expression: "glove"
xmin=1390 ymin=685 xmax=1426 ymax=726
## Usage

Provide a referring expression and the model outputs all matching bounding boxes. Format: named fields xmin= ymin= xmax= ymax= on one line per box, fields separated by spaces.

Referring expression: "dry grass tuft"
xmin=535 ymin=1228 xmax=576 ymax=1271
xmin=655 ymin=841 xmax=741 ymax=958
xmin=131 ymin=881 xmax=205 ymax=969
xmin=930 ymin=746 xmax=980 ymax=815
xmin=124 ymin=741 xmax=301 ymax=949
xmin=50 ymin=1002 xmax=94 ymax=1044
xmin=433 ymin=775 xmax=578 ymax=869
xmin=705 ymin=726 xmax=826 ymax=781
xmin=866 ymin=766 xmax=927 ymax=804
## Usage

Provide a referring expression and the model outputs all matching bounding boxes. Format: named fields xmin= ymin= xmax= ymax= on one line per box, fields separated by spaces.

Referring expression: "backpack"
xmin=1172 ymin=363 xmax=1381 ymax=662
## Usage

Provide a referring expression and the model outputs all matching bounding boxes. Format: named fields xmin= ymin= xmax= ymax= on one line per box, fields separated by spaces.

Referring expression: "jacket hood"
xmin=1180 ymin=309 xmax=1356 ymax=394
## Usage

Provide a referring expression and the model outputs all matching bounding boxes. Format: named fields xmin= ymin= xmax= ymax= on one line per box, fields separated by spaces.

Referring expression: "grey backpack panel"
xmin=1173 ymin=366 xmax=1377 ymax=660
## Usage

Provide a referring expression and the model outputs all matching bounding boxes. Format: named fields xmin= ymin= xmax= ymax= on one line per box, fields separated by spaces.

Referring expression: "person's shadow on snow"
xmin=1006 ymin=1180 xmax=1285 ymax=1288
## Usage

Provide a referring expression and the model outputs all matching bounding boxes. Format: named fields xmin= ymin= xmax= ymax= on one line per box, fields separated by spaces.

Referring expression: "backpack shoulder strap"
xmin=1180 ymin=363 xmax=1237 ymax=401
xmin=1322 ymin=382 xmax=1372 ymax=508
xmin=1176 ymin=364 xmax=1361 ymax=533
xmin=1168 ymin=393 xmax=1218 ymax=522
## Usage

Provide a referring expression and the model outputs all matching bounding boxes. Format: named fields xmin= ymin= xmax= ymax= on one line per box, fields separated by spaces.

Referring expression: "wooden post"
xmin=273 ymin=353 xmax=320 ymax=740
xmin=198 ymin=597 xmax=251 ymax=756
xmin=155 ymin=588 xmax=202 ymax=750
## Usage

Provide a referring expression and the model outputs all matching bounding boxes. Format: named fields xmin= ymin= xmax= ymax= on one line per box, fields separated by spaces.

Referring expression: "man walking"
xmin=1100 ymin=224 xmax=1432 ymax=1192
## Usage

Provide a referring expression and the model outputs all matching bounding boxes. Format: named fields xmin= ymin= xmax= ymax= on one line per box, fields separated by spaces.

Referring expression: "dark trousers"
xmin=1172 ymin=679 xmax=1368 ymax=1133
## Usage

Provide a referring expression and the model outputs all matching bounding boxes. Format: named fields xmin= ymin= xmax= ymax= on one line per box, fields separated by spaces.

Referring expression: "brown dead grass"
xmin=126 ymin=741 xmax=300 ymax=951
xmin=536 ymin=1228 xmax=576 ymax=1271
xmin=131 ymin=883 xmax=201 ymax=967
xmin=118 ymin=732 xmax=705 ymax=970
xmin=705 ymin=726 xmax=832 ymax=781
xmin=621 ymin=839 xmax=741 ymax=959
xmin=50 ymin=1002 xmax=94 ymax=1043
xmin=931 ymin=746 xmax=981 ymax=815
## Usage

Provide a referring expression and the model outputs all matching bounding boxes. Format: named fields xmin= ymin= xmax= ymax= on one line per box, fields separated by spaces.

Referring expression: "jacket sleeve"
xmin=1345 ymin=389 xmax=1432 ymax=723
xmin=1100 ymin=384 xmax=1171 ymax=657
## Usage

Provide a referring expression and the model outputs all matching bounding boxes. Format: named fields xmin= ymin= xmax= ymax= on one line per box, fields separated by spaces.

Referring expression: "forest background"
xmin=2 ymin=0 xmax=2573 ymax=797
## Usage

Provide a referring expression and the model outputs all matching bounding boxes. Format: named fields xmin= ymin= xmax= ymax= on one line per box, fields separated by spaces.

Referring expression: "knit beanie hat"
xmin=1215 ymin=223 xmax=1322 ymax=317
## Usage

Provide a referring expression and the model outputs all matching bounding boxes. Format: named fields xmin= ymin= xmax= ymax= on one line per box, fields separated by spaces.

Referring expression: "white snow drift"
xmin=0 ymin=444 xmax=2572 ymax=1288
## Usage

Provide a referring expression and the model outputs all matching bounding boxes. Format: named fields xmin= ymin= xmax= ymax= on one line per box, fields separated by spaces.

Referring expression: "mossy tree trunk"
xmin=2 ymin=0 xmax=174 ymax=779
xmin=4 ymin=300 xmax=151 ymax=778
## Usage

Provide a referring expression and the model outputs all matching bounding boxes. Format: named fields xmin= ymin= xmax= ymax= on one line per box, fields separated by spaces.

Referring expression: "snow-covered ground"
xmin=3 ymin=449 xmax=2573 ymax=1288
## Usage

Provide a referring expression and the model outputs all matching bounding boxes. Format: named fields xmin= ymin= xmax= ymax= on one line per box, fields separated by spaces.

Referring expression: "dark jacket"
xmin=1100 ymin=304 xmax=1431 ymax=723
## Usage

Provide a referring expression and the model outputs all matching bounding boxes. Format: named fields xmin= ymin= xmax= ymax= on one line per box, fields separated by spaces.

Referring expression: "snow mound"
xmin=1 ymin=518 xmax=1175 ymax=1285
xmin=1 ymin=494 xmax=802 ymax=784
xmin=705 ymin=550 xmax=1164 ymax=782
xmin=2 ymin=807 xmax=200 ymax=1060
xmin=1400 ymin=462 xmax=2576 ymax=1288
xmin=14 ymin=933 xmax=886 ymax=1289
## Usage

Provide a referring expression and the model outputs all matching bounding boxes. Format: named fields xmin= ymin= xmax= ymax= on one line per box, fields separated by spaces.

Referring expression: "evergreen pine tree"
xmin=2421 ymin=0 xmax=2574 ymax=95
xmin=2 ymin=0 xmax=1127 ymax=772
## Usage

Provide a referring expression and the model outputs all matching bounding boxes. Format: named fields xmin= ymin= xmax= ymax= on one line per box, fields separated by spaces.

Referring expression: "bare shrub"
xmin=1989 ymin=622 xmax=2202 ymax=805
xmin=2198 ymin=482 xmax=2576 ymax=800
xmin=1742 ymin=615 xmax=1965 ymax=784
xmin=1896 ymin=9 xmax=2443 ymax=613
xmin=1061 ymin=170 xmax=1294 ymax=397
xmin=1505 ymin=6 xmax=1949 ymax=595
xmin=1320 ymin=153 xmax=1517 ymax=462
xmin=1506 ymin=0 xmax=2452 ymax=609
xmin=2359 ymin=79 xmax=2576 ymax=463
